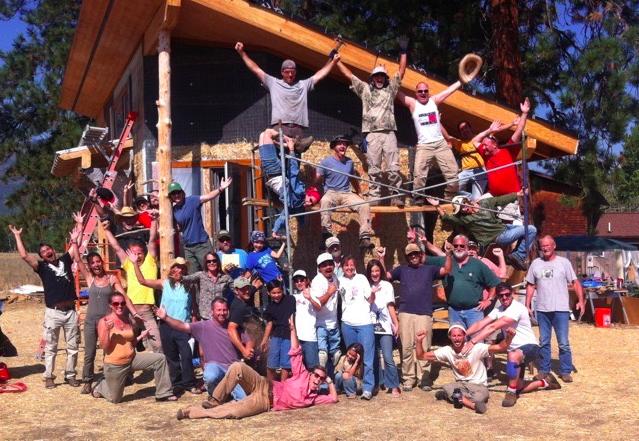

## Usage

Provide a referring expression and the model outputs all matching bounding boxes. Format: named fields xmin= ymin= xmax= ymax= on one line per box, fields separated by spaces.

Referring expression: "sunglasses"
xmin=218 ymin=238 xmax=231 ymax=243
xmin=293 ymin=278 xmax=306 ymax=283
xmin=206 ymin=260 xmax=219 ymax=264
xmin=498 ymin=293 xmax=512 ymax=298
xmin=111 ymin=301 xmax=126 ymax=307
xmin=416 ymin=89 xmax=429 ymax=94
xmin=452 ymin=244 xmax=467 ymax=249
xmin=312 ymin=371 xmax=327 ymax=381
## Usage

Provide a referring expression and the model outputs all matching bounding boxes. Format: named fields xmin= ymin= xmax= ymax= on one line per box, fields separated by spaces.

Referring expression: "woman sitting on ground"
xmin=92 ymin=293 xmax=176 ymax=403
xmin=334 ymin=343 xmax=364 ymax=398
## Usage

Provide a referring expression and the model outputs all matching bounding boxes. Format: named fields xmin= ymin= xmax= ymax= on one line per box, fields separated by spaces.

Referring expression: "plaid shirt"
xmin=184 ymin=271 xmax=233 ymax=319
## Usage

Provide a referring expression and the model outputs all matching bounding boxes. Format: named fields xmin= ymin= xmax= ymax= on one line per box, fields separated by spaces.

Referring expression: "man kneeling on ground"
xmin=176 ymin=317 xmax=337 ymax=420
xmin=463 ymin=283 xmax=562 ymax=407
xmin=415 ymin=324 xmax=514 ymax=414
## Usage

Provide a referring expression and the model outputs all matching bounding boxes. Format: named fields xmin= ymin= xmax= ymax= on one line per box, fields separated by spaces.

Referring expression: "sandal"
xmin=188 ymin=387 xmax=203 ymax=395
xmin=156 ymin=395 xmax=178 ymax=402
xmin=0 ymin=381 xmax=27 ymax=393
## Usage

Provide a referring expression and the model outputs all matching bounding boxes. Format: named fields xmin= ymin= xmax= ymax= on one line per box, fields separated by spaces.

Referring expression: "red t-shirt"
xmin=477 ymin=139 xmax=521 ymax=196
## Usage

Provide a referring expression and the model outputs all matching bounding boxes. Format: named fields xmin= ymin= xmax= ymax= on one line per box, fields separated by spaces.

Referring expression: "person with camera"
xmin=415 ymin=323 xmax=514 ymax=414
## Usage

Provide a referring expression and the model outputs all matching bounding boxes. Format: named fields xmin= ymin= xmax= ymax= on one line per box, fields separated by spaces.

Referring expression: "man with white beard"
xmin=428 ymin=234 xmax=500 ymax=329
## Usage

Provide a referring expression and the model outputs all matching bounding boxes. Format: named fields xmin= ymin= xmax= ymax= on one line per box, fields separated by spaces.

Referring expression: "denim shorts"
xmin=518 ymin=344 xmax=540 ymax=365
xmin=267 ymin=336 xmax=292 ymax=369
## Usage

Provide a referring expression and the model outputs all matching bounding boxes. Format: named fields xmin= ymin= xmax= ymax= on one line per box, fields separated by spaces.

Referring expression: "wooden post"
xmin=157 ymin=29 xmax=174 ymax=278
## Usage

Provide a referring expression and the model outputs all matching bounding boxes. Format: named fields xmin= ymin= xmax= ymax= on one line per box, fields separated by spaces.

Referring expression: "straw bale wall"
xmin=135 ymin=139 xmax=450 ymax=274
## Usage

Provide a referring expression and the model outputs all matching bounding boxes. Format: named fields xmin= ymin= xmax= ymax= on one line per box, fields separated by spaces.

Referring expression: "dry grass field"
xmin=0 ymin=252 xmax=42 ymax=296
xmin=1 ymin=297 xmax=637 ymax=441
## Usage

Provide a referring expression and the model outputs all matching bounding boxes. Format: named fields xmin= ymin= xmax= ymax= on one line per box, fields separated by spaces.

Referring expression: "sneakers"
xmin=360 ymin=391 xmax=372 ymax=400
xmin=475 ymin=401 xmax=488 ymax=414
xmin=502 ymin=391 xmax=518 ymax=407
xmin=80 ymin=382 xmax=92 ymax=395
xmin=419 ymin=384 xmax=433 ymax=392
xmin=293 ymin=136 xmax=314 ymax=154
xmin=402 ymin=384 xmax=414 ymax=392
xmin=45 ymin=378 xmax=56 ymax=389
xmin=434 ymin=390 xmax=448 ymax=401
xmin=560 ymin=373 xmax=573 ymax=383
xmin=65 ymin=377 xmax=81 ymax=387
xmin=545 ymin=373 xmax=562 ymax=390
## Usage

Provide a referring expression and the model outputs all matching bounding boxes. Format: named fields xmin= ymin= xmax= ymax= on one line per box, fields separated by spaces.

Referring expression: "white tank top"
xmin=412 ymin=99 xmax=444 ymax=144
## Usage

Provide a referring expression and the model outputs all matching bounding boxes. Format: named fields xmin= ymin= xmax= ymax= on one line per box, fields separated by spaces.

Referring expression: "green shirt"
xmin=441 ymin=194 xmax=517 ymax=246
xmin=428 ymin=256 xmax=500 ymax=309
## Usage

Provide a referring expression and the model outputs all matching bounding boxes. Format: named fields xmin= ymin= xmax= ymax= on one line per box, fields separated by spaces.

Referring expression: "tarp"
xmin=554 ymin=235 xmax=638 ymax=251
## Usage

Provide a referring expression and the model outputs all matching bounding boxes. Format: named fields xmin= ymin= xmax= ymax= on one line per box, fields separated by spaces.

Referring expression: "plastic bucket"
xmin=594 ymin=307 xmax=612 ymax=328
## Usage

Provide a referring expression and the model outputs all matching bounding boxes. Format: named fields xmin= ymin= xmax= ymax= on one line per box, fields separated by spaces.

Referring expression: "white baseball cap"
xmin=316 ymin=252 xmax=334 ymax=266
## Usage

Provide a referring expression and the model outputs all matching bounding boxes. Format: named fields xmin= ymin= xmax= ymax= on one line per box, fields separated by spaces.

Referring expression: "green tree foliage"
xmin=0 ymin=0 xmax=85 ymax=251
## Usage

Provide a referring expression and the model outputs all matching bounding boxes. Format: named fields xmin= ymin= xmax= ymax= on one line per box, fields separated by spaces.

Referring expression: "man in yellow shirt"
xmin=103 ymin=213 xmax=162 ymax=353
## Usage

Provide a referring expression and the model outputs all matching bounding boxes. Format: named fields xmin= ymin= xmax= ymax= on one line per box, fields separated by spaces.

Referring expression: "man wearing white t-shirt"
xmin=311 ymin=253 xmax=342 ymax=370
xmin=465 ymin=283 xmax=562 ymax=407
xmin=416 ymin=324 xmax=514 ymax=414
xmin=292 ymin=270 xmax=321 ymax=369
xmin=397 ymin=80 xmax=462 ymax=205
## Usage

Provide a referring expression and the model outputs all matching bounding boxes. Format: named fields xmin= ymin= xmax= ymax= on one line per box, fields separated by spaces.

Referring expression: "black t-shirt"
xmin=263 ymin=294 xmax=296 ymax=339
xmin=36 ymin=253 xmax=76 ymax=308
xmin=389 ymin=264 xmax=442 ymax=315
xmin=229 ymin=295 xmax=258 ymax=331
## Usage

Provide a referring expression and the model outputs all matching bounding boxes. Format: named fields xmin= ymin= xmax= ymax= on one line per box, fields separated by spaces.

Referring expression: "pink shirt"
xmin=271 ymin=346 xmax=337 ymax=411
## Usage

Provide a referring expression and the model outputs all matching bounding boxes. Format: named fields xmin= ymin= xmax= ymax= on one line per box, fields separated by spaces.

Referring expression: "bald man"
xmin=525 ymin=235 xmax=585 ymax=383
xmin=397 ymin=81 xmax=462 ymax=205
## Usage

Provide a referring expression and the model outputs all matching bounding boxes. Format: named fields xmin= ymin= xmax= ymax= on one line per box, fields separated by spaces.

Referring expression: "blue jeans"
xmin=300 ymin=340 xmax=319 ymax=369
xmin=537 ymin=311 xmax=572 ymax=375
xmin=341 ymin=323 xmax=375 ymax=394
xmin=495 ymin=224 xmax=537 ymax=261
xmin=448 ymin=307 xmax=485 ymax=330
xmin=458 ymin=167 xmax=487 ymax=201
xmin=267 ymin=336 xmax=292 ymax=369
xmin=335 ymin=371 xmax=358 ymax=396
xmin=374 ymin=334 xmax=400 ymax=389
xmin=316 ymin=326 xmax=341 ymax=375
xmin=202 ymin=362 xmax=246 ymax=400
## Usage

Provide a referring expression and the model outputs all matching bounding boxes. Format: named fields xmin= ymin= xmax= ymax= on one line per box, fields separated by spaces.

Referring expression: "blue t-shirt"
xmin=318 ymin=155 xmax=353 ymax=192
xmin=160 ymin=280 xmax=191 ymax=323
xmin=246 ymin=248 xmax=282 ymax=283
xmin=173 ymin=195 xmax=209 ymax=246
xmin=389 ymin=264 xmax=442 ymax=315
xmin=217 ymin=249 xmax=248 ymax=279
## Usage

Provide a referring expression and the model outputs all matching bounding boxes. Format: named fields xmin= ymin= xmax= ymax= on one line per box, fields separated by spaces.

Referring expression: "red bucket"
xmin=594 ymin=307 xmax=612 ymax=328
xmin=0 ymin=362 xmax=10 ymax=382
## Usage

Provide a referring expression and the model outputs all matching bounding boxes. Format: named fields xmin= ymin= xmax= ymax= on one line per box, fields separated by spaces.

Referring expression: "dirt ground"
xmin=1 ymin=299 xmax=637 ymax=441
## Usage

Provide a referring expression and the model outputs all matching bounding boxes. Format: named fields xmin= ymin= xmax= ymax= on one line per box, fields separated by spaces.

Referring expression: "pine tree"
xmin=0 ymin=0 xmax=86 ymax=250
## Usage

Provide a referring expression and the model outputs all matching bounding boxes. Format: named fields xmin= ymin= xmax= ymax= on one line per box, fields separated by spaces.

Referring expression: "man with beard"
xmin=9 ymin=224 xmax=81 ymax=389
xmin=324 ymin=236 xmax=344 ymax=277
xmin=428 ymin=235 xmax=500 ymax=330
xmin=396 ymin=80 xmax=462 ymax=205
xmin=216 ymin=230 xmax=248 ymax=279
xmin=335 ymin=37 xmax=408 ymax=207
xmin=415 ymin=324 xmax=515 ymax=414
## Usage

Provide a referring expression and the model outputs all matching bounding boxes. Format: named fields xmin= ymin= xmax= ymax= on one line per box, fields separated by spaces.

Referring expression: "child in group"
xmin=260 ymin=280 xmax=296 ymax=382
xmin=246 ymin=230 xmax=286 ymax=284
xmin=334 ymin=343 xmax=364 ymax=398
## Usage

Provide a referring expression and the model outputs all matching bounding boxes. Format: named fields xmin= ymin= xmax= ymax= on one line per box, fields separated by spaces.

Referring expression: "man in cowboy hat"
xmin=315 ymin=135 xmax=374 ymax=248
xmin=335 ymin=37 xmax=408 ymax=207
xmin=436 ymin=191 xmax=537 ymax=271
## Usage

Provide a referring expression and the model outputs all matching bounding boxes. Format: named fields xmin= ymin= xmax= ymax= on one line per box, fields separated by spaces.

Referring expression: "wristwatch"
xmin=325 ymin=377 xmax=333 ymax=385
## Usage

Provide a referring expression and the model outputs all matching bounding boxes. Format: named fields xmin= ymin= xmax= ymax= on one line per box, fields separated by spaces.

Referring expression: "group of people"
xmin=242 ymin=36 xmax=537 ymax=262
xmin=2 ymin=39 xmax=585 ymax=419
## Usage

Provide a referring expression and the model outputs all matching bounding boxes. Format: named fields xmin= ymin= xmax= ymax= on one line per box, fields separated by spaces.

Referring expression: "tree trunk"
xmin=490 ymin=0 xmax=522 ymax=107
xmin=157 ymin=29 xmax=174 ymax=278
